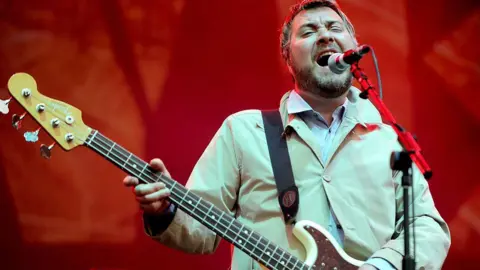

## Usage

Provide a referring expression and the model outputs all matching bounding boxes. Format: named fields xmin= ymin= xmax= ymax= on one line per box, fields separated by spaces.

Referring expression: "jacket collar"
xmin=278 ymin=86 xmax=382 ymax=130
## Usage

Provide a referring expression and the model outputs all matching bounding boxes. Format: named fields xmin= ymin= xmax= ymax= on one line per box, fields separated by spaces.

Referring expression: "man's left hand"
xmin=358 ymin=264 xmax=378 ymax=270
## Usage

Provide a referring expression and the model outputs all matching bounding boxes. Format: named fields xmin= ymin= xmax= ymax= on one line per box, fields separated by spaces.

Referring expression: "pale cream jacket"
xmin=145 ymin=88 xmax=451 ymax=270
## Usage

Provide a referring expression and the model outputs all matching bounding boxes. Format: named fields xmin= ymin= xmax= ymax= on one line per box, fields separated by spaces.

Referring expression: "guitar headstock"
xmin=6 ymin=72 xmax=91 ymax=152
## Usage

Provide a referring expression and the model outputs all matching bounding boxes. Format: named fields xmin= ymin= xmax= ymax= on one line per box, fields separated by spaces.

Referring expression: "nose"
xmin=317 ymin=29 xmax=334 ymax=45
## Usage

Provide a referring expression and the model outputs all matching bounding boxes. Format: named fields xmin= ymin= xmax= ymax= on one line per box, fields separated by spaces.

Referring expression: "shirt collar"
xmin=287 ymin=90 xmax=348 ymax=123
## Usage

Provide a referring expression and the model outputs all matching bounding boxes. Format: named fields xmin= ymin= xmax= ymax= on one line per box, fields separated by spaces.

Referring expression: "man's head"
xmin=280 ymin=0 xmax=358 ymax=98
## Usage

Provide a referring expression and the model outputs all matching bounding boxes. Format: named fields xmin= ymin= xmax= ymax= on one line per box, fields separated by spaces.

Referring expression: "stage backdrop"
xmin=0 ymin=0 xmax=478 ymax=269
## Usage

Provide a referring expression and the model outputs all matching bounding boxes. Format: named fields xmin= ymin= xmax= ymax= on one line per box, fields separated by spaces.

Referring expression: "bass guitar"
xmin=4 ymin=72 xmax=364 ymax=270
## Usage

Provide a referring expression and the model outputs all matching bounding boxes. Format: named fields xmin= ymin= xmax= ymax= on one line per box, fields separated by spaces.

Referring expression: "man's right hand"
xmin=123 ymin=158 xmax=172 ymax=215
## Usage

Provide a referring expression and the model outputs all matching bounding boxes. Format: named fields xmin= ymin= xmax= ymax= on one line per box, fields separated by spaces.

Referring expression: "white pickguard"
xmin=259 ymin=220 xmax=364 ymax=269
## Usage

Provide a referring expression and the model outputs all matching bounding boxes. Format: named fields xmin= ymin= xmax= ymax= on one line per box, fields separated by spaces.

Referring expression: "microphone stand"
xmin=349 ymin=61 xmax=432 ymax=270
xmin=390 ymin=151 xmax=415 ymax=270
xmin=350 ymin=62 xmax=432 ymax=180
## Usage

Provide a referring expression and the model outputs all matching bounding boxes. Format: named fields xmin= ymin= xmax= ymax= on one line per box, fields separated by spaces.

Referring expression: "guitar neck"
xmin=84 ymin=130 xmax=306 ymax=270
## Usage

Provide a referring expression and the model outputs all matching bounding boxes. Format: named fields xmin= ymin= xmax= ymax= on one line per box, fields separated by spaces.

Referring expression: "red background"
xmin=0 ymin=0 xmax=479 ymax=269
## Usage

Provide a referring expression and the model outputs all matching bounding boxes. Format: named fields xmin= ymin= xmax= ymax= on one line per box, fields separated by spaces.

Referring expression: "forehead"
xmin=291 ymin=6 xmax=343 ymax=30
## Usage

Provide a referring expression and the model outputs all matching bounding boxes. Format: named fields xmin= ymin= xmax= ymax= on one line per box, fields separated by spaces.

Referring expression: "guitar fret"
xmin=193 ymin=195 xmax=202 ymax=210
xmin=201 ymin=204 xmax=214 ymax=224
xmin=236 ymin=225 xmax=262 ymax=263
xmin=173 ymin=185 xmax=201 ymax=218
xmin=251 ymin=232 xmax=266 ymax=263
xmin=289 ymin=257 xmax=297 ymax=269
xmin=214 ymin=215 xmax=234 ymax=242
xmin=243 ymin=227 xmax=253 ymax=243
xmin=258 ymin=235 xmax=272 ymax=264
xmin=191 ymin=193 xmax=203 ymax=216
xmin=130 ymin=157 xmax=141 ymax=171
xmin=194 ymin=198 xmax=235 ymax=242
xmin=266 ymin=243 xmax=278 ymax=266
xmin=293 ymin=255 xmax=304 ymax=269
xmin=177 ymin=190 xmax=209 ymax=227
xmin=197 ymin=199 xmax=219 ymax=230
xmin=213 ymin=210 xmax=223 ymax=227
xmin=229 ymin=227 xmax=257 ymax=265
xmin=222 ymin=219 xmax=261 ymax=261
xmin=197 ymin=197 xmax=207 ymax=211
xmin=180 ymin=189 xmax=191 ymax=204
xmin=139 ymin=163 xmax=148 ymax=179
xmin=88 ymin=130 xmax=98 ymax=146
xmin=207 ymin=208 xmax=222 ymax=229
xmin=259 ymin=240 xmax=270 ymax=258
xmin=242 ymin=228 xmax=258 ymax=259
xmin=237 ymin=225 xmax=255 ymax=260
xmin=288 ymin=254 xmax=298 ymax=269
xmin=275 ymin=249 xmax=286 ymax=268
xmin=169 ymin=181 xmax=178 ymax=194
xmin=85 ymin=130 xmax=306 ymax=270
xmin=212 ymin=211 xmax=225 ymax=237
xmin=106 ymin=142 xmax=116 ymax=156
xmin=229 ymin=223 xmax=246 ymax=248
xmin=122 ymin=153 xmax=132 ymax=170
xmin=235 ymin=224 xmax=246 ymax=246
xmin=169 ymin=184 xmax=188 ymax=212
xmin=225 ymin=216 xmax=235 ymax=235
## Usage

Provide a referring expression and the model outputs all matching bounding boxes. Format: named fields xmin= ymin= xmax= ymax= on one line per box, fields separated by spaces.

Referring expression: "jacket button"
xmin=323 ymin=174 xmax=332 ymax=182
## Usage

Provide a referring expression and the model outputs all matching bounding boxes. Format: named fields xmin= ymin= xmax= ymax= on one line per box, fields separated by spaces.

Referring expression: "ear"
xmin=287 ymin=63 xmax=293 ymax=75
xmin=286 ymin=55 xmax=294 ymax=76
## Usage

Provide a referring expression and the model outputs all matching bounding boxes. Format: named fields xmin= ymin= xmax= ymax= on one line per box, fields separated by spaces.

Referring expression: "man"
xmin=123 ymin=0 xmax=451 ymax=269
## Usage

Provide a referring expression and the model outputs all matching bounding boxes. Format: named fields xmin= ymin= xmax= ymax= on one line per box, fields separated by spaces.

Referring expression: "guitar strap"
xmin=261 ymin=110 xmax=299 ymax=225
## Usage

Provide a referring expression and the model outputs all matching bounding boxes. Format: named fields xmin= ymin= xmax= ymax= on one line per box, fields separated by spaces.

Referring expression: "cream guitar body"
xmin=257 ymin=220 xmax=364 ymax=269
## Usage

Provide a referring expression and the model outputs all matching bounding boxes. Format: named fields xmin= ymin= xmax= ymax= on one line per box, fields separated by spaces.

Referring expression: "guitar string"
xmin=15 ymin=95 xmax=310 ymax=270
xmin=82 ymin=130 xmax=307 ymax=270
xmin=17 ymin=94 xmax=311 ymax=270
xmin=87 ymin=133 xmax=308 ymax=270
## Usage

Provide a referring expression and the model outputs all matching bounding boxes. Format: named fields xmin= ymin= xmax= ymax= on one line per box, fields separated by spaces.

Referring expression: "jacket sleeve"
xmin=143 ymin=115 xmax=242 ymax=254
xmin=370 ymin=146 xmax=451 ymax=269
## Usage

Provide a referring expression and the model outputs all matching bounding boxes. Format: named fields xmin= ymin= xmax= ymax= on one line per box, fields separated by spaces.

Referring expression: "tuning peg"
xmin=12 ymin=112 xmax=27 ymax=130
xmin=40 ymin=143 xmax=55 ymax=159
xmin=0 ymin=97 xmax=11 ymax=115
xmin=24 ymin=128 xmax=41 ymax=143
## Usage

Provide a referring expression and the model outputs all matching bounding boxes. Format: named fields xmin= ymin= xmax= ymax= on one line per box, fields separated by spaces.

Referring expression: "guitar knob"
xmin=65 ymin=133 xmax=75 ymax=142
xmin=0 ymin=97 xmax=11 ymax=115
xmin=40 ymin=143 xmax=55 ymax=159
xmin=21 ymin=88 xmax=31 ymax=97
xmin=36 ymin=103 xmax=46 ymax=113
xmin=51 ymin=118 xmax=60 ymax=128
xmin=65 ymin=115 xmax=75 ymax=125
xmin=24 ymin=128 xmax=41 ymax=143
xmin=12 ymin=112 xmax=27 ymax=130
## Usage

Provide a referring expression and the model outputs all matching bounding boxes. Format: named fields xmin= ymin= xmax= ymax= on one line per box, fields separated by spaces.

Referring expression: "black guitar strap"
xmin=261 ymin=110 xmax=299 ymax=225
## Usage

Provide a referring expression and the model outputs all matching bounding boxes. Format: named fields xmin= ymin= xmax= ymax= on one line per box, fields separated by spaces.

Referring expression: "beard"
xmin=291 ymin=62 xmax=352 ymax=98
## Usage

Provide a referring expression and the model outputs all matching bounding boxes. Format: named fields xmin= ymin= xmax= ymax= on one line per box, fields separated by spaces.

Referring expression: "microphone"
xmin=317 ymin=45 xmax=371 ymax=74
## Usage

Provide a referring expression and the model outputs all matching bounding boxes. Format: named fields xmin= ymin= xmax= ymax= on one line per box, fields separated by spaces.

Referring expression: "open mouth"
xmin=315 ymin=51 xmax=336 ymax=67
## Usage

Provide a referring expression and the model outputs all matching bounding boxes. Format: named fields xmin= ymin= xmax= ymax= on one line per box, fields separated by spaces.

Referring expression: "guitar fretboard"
xmin=85 ymin=130 xmax=309 ymax=270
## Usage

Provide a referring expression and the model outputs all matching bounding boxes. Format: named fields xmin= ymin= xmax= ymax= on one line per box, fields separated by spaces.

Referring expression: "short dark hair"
xmin=280 ymin=0 xmax=357 ymax=65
